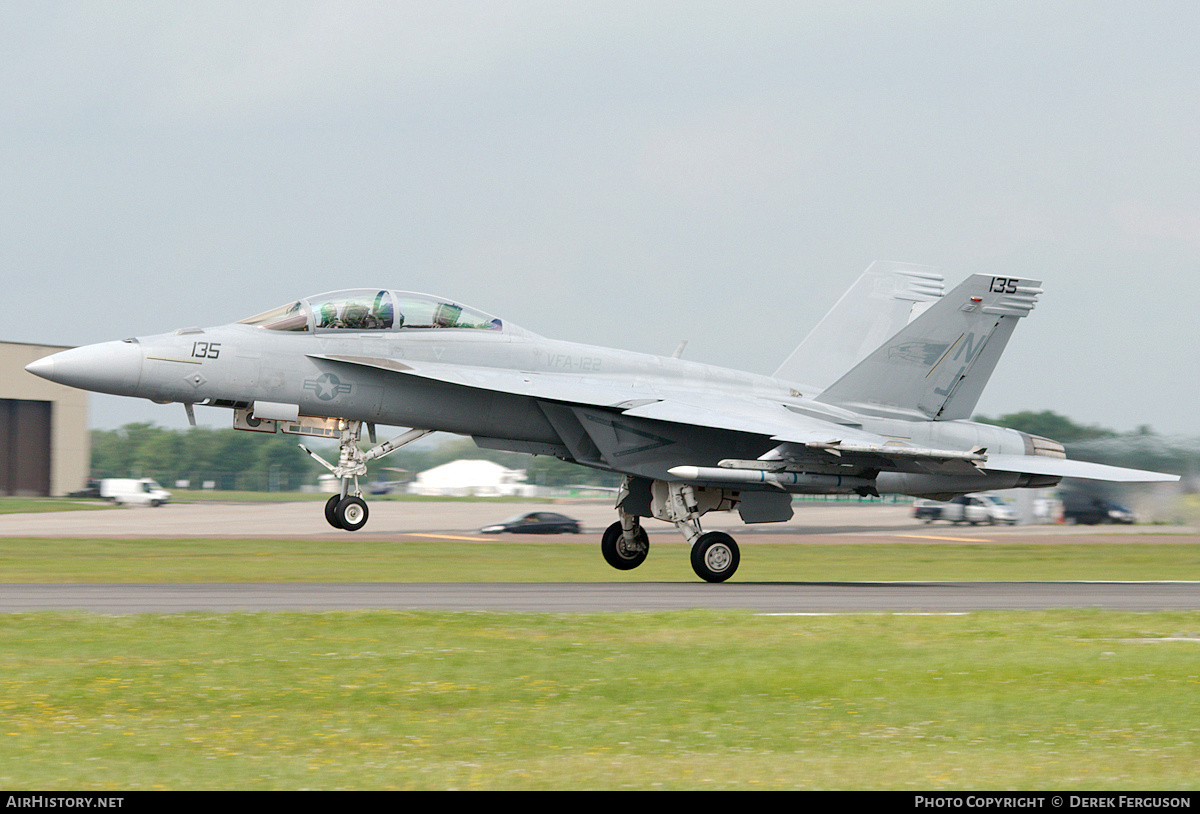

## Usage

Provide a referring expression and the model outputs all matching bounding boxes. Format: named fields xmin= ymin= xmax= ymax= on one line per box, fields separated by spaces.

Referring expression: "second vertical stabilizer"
xmin=773 ymin=261 xmax=945 ymax=391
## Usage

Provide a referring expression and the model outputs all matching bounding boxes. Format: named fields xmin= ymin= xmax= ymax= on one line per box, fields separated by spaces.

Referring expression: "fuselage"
xmin=30 ymin=288 xmax=1036 ymax=492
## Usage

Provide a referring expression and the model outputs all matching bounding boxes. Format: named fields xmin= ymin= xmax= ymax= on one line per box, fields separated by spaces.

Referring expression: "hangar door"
xmin=0 ymin=399 xmax=51 ymax=496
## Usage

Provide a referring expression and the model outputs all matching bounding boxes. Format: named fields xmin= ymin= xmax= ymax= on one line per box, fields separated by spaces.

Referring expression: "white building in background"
xmin=410 ymin=459 xmax=534 ymax=497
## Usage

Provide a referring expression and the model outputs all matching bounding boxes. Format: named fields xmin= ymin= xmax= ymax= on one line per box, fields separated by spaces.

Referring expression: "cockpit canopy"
xmin=239 ymin=290 xmax=504 ymax=333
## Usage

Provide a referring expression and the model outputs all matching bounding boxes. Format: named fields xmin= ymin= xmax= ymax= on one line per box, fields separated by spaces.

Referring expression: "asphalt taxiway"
xmin=4 ymin=580 xmax=1199 ymax=613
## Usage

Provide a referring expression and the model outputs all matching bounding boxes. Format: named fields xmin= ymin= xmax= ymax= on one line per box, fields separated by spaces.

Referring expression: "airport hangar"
xmin=0 ymin=341 xmax=89 ymax=497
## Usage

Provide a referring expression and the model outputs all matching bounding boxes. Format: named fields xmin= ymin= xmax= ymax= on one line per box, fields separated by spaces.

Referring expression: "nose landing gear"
xmin=301 ymin=420 xmax=431 ymax=532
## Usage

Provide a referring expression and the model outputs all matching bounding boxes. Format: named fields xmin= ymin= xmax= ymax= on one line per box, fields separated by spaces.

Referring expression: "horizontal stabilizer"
xmin=982 ymin=454 xmax=1180 ymax=483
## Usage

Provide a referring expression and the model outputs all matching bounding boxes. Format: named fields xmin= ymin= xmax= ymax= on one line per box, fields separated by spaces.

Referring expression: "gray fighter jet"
xmin=26 ymin=263 xmax=1178 ymax=581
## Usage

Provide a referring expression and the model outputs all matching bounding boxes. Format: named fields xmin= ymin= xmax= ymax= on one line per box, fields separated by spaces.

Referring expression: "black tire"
xmin=325 ymin=494 xmax=343 ymax=529
xmin=601 ymin=521 xmax=649 ymax=570
xmin=691 ymin=531 xmax=740 ymax=583
xmin=336 ymin=496 xmax=369 ymax=532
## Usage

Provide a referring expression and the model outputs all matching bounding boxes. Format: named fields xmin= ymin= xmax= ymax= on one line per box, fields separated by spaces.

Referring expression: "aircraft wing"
xmin=313 ymin=353 xmax=989 ymax=476
xmin=310 ymin=353 xmax=1179 ymax=484
xmin=314 ymin=351 xmax=874 ymax=442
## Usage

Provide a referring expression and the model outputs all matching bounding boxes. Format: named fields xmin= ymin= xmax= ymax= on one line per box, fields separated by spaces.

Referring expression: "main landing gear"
xmin=689 ymin=531 xmax=740 ymax=583
xmin=601 ymin=514 xmax=649 ymax=570
xmin=301 ymin=420 xmax=432 ymax=532
xmin=601 ymin=477 xmax=742 ymax=583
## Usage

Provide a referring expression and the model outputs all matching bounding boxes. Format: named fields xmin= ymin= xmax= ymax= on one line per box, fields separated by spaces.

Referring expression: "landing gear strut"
xmin=602 ymin=476 xmax=742 ymax=582
xmin=301 ymin=421 xmax=431 ymax=532
xmin=659 ymin=481 xmax=741 ymax=583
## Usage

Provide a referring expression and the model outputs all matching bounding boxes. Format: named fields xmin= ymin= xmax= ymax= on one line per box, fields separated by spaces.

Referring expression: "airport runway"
xmin=3 ymin=500 xmax=1196 ymax=613
xmin=0 ymin=498 xmax=1191 ymax=539
xmin=0 ymin=498 xmax=907 ymax=538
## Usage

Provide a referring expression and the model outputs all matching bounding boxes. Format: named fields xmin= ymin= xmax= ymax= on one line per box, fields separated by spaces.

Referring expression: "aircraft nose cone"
xmin=24 ymin=340 xmax=144 ymax=396
xmin=23 ymin=356 xmax=55 ymax=380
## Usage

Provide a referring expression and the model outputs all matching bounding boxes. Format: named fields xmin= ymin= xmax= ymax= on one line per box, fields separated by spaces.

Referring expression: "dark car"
xmin=1061 ymin=495 xmax=1135 ymax=525
xmin=481 ymin=511 xmax=582 ymax=534
xmin=68 ymin=478 xmax=102 ymax=500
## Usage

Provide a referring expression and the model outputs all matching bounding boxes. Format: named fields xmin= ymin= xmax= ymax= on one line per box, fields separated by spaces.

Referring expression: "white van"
xmin=913 ymin=494 xmax=1018 ymax=525
xmin=99 ymin=478 xmax=171 ymax=507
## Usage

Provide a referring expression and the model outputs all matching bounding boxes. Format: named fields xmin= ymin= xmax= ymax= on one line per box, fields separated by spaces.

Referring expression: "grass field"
xmin=0 ymin=498 xmax=114 ymax=515
xmin=1 ymin=536 xmax=1198 ymax=583
xmin=2 ymin=609 xmax=1198 ymax=790
xmin=2 ymin=533 xmax=1199 ymax=789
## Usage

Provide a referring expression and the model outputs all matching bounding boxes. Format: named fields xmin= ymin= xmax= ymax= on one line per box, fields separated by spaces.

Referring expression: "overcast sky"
xmin=4 ymin=1 xmax=1198 ymax=436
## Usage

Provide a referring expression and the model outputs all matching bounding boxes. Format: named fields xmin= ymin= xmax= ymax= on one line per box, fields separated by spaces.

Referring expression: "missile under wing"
xmin=26 ymin=267 xmax=1179 ymax=582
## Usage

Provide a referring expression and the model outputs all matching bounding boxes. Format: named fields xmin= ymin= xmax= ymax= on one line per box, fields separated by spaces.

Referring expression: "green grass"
xmin=1 ymin=537 xmax=1198 ymax=583
xmin=0 ymin=498 xmax=114 ymax=515
xmin=4 ymin=532 xmax=1199 ymax=789
xmin=1 ymin=610 xmax=1198 ymax=789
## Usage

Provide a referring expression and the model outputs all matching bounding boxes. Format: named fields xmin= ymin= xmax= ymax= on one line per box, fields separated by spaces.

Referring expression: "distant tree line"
xmin=92 ymin=412 xmax=1194 ymax=493
xmin=90 ymin=424 xmax=320 ymax=491
xmin=90 ymin=424 xmax=621 ymax=492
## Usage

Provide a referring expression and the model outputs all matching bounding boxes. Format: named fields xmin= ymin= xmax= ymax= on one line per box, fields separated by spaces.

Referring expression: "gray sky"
xmin=4 ymin=1 xmax=1198 ymax=436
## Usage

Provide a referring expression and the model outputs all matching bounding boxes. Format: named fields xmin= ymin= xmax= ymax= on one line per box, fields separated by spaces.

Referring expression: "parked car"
xmin=912 ymin=499 xmax=944 ymax=523
xmin=977 ymin=495 xmax=1018 ymax=525
xmin=481 ymin=511 xmax=582 ymax=534
xmin=913 ymin=494 xmax=1016 ymax=525
xmin=99 ymin=478 xmax=171 ymax=507
xmin=1061 ymin=495 xmax=1135 ymax=525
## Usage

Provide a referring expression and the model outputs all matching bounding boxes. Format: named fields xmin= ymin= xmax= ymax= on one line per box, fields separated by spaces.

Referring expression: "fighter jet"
xmin=26 ymin=262 xmax=1178 ymax=582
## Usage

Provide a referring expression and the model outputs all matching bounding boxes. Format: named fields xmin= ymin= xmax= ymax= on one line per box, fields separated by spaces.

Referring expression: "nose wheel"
xmin=325 ymin=494 xmax=370 ymax=531
xmin=335 ymin=496 xmax=369 ymax=531
xmin=324 ymin=494 xmax=342 ymax=528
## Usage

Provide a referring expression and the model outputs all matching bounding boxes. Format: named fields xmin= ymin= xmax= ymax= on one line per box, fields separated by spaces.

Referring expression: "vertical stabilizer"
xmin=773 ymin=262 xmax=944 ymax=391
xmin=813 ymin=274 xmax=1041 ymax=420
